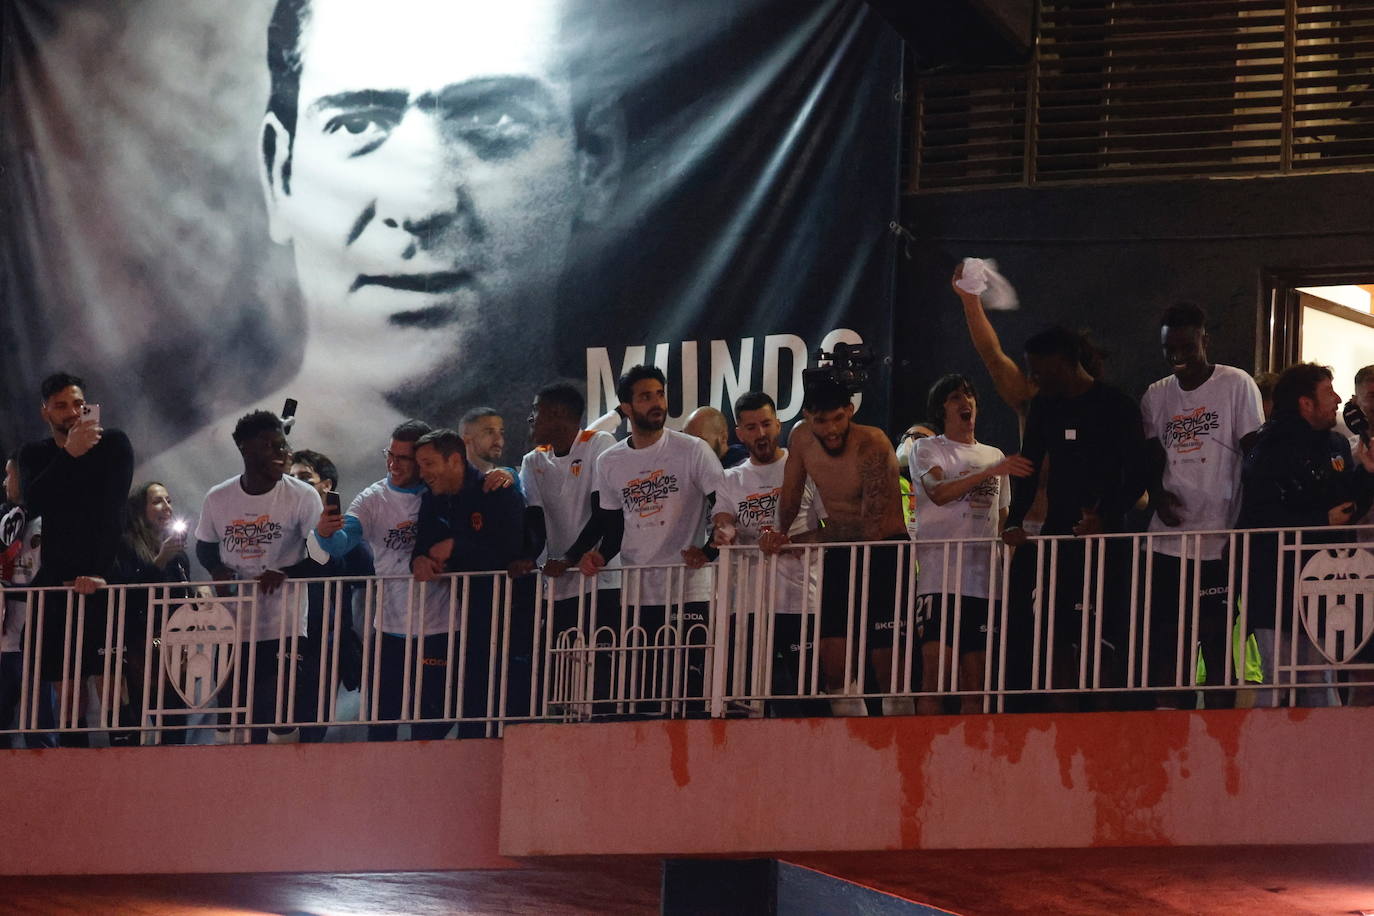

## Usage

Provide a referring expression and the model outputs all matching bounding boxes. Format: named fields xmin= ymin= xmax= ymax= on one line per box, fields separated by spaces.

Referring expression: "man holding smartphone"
xmin=18 ymin=371 xmax=134 ymax=746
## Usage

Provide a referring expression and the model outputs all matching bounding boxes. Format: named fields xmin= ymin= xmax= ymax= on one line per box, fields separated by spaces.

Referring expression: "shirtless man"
xmin=760 ymin=378 xmax=907 ymax=708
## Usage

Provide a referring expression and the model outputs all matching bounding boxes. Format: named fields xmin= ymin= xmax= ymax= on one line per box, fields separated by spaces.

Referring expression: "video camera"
xmin=1345 ymin=398 xmax=1369 ymax=443
xmin=802 ymin=342 xmax=874 ymax=395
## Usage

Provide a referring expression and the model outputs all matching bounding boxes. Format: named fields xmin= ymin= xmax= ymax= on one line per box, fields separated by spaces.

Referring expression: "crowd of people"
xmin=1 ymin=269 xmax=1371 ymax=746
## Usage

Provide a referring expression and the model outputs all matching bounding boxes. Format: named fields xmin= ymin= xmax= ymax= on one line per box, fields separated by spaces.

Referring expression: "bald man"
xmin=684 ymin=407 xmax=748 ymax=468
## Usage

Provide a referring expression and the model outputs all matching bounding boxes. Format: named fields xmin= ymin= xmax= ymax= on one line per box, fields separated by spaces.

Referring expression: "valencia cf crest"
xmin=1297 ymin=548 xmax=1374 ymax=664
xmin=571 ymin=458 xmax=584 ymax=477
xmin=160 ymin=601 xmax=239 ymax=709
xmin=471 ymin=512 xmax=484 ymax=531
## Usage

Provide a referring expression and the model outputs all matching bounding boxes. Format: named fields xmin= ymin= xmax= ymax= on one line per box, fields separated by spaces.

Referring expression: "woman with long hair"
xmin=111 ymin=481 xmax=193 ymax=745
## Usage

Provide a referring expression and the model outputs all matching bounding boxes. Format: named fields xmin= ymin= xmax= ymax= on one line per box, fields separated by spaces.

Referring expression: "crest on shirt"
xmin=571 ymin=458 xmax=584 ymax=477
xmin=1332 ymin=456 xmax=1346 ymax=472
xmin=159 ymin=601 xmax=239 ymax=710
xmin=1297 ymin=548 xmax=1374 ymax=664
xmin=471 ymin=512 xmax=484 ymax=531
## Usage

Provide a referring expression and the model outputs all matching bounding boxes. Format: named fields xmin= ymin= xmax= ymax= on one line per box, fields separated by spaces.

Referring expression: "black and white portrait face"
xmin=259 ymin=0 xmax=619 ymax=402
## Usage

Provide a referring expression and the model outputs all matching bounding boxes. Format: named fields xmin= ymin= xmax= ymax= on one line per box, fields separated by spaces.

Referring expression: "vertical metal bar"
xmin=937 ymin=542 xmax=950 ymax=695
xmin=140 ymin=587 xmax=156 ymax=741
xmin=1238 ymin=532 xmax=1253 ymax=700
xmin=1000 ymin=541 xmax=1011 ymax=714
xmin=1174 ymin=538 xmax=1188 ymax=691
xmin=855 ymin=545 xmax=871 ymax=696
xmin=20 ymin=591 xmax=36 ymax=730
xmin=904 ymin=540 xmax=920 ymax=703
xmin=1281 ymin=0 xmax=1297 ymax=171
xmin=454 ymin=576 xmax=471 ymax=728
xmin=1131 ymin=537 xmax=1148 ymax=690
xmin=809 ymin=547 xmax=824 ymax=701
xmin=1285 ymin=530 xmax=1299 ymax=707
xmin=1188 ymin=537 xmax=1204 ymax=695
xmin=889 ymin=542 xmax=905 ymax=696
xmin=1079 ymin=536 xmax=1096 ymax=689
xmin=983 ymin=541 xmax=1005 ymax=714
xmin=842 ymin=547 xmax=857 ymax=694
xmin=496 ymin=575 xmax=513 ymax=736
xmin=1091 ymin=536 xmax=1106 ymax=691
xmin=1046 ymin=538 xmax=1060 ymax=692
xmin=1224 ymin=531 xmax=1239 ymax=688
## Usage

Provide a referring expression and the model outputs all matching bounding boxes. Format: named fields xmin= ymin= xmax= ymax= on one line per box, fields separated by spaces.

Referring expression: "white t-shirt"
xmin=521 ymin=430 xmax=621 ymax=601
xmin=1 ymin=515 xmax=41 ymax=653
xmin=716 ymin=450 xmax=820 ymax=614
xmin=1141 ymin=364 xmax=1264 ymax=559
xmin=912 ymin=436 xmax=1010 ymax=599
xmin=195 ymin=474 xmax=322 ymax=639
xmin=348 ymin=479 xmax=452 ymax=637
xmin=594 ymin=429 xmax=724 ymax=604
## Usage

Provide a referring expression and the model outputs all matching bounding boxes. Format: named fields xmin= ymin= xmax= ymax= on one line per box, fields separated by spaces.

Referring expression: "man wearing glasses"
xmin=312 ymin=419 xmax=451 ymax=739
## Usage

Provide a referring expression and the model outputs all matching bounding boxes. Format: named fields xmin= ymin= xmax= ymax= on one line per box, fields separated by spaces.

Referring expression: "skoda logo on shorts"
xmin=160 ymin=601 xmax=239 ymax=710
xmin=1297 ymin=548 xmax=1374 ymax=665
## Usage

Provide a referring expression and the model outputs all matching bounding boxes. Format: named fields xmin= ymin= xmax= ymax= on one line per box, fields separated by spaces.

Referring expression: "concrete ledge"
xmin=0 ymin=740 xmax=512 ymax=875
xmin=499 ymin=709 xmax=1373 ymax=856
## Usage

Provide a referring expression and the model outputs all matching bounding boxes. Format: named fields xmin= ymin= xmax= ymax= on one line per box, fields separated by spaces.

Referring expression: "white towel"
xmin=956 ymin=257 xmax=1019 ymax=311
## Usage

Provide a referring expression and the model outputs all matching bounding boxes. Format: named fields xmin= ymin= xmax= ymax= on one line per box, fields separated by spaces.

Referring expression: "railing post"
xmin=709 ymin=548 xmax=733 ymax=718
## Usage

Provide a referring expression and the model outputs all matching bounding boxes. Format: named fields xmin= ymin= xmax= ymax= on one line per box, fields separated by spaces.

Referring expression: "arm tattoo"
xmin=858 ymin=445 xmax=896 ymax=538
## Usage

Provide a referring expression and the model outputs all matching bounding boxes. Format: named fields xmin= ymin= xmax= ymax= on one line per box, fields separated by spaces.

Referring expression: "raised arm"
xmin=953 ymin=265 xmax=1034 ymax=414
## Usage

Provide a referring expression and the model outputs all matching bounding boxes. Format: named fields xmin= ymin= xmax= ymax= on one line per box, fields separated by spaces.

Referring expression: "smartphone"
xmin=324 ymin=491 xmax=342 ymax=514
xmin=81 ymin=403 xmax=101 ymax=425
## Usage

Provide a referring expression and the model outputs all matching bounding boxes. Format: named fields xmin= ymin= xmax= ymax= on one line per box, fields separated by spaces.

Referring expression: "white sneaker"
xmin=213 ymin=728 xmax=240 ymax=745
xmin=825 ymin=685 xmax=869 ymax=717
xmin=881 ymin=696 xmax=915 ymax=717
xmin=267 ymin=728 xmax=300 ymax=744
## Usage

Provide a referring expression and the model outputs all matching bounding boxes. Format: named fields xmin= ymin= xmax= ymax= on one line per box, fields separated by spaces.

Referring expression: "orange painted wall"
xmin=2 ymin=709 xmax=1367 ymax=875
xmin=0 ymin=740 xmax=513 ymax=875
xmin=499 ymin=709 xmax=1374 ymax=856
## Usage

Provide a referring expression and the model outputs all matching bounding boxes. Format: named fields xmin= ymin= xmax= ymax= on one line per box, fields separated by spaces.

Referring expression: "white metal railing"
xmin=2 ymin=525 xmax=1372 ymax=745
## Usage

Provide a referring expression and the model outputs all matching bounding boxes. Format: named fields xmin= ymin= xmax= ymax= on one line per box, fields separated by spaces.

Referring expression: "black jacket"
xmin=1237 ymin=414 xmax=1374 ymax=530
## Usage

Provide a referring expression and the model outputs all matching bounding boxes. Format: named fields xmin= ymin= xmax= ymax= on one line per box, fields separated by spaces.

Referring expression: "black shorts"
xmin=915 ymin=594 xmax=996 ymax=650
xmin=820 ymin=541 xmax=911 ymax=647
xmin=38 ymin=588 xmax=109 ymax=681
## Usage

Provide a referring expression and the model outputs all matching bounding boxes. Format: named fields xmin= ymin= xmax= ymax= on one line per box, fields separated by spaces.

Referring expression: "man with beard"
xmin=759 ymin=378 xmax=907 ymax=714
xmin=138 ymin=0 xmax=626 ymax=519
xmin=1238 ymin=362 xmax=1374 ymax=707
xmin=195 ymin=411 xmax=324 ymax=742
xmin=570 ymin=365 xmax=723 ymax=710
xmin=712 ymin=391 xmax=820 ymax=715
xmin=18 ymin=372 xmax=134 ymax=745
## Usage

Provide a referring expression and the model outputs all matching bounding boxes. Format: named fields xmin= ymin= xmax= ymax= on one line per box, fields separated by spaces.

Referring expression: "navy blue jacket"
xmin=1237 ymin=414 xmax=1374 ymax=530
xmin=414 ymin=464 xmax=526 ymax=574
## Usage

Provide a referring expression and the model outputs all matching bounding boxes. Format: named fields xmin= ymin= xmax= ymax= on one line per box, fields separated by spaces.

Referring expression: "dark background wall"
xmin=894 ymin=171 xmax=1374 ymax=456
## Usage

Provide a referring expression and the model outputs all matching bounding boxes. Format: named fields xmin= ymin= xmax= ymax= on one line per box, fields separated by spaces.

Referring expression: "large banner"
xmin=1 ymin=0 xmax=901 ymax=506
